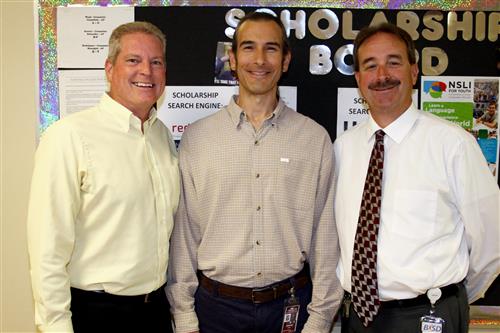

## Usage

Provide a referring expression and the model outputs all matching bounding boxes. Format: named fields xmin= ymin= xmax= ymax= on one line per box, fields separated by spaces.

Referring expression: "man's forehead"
xmin=237 ymin=20 xmax=282 ymax=42
xmin=118 ymin=33 xmax=164 ymax=55
xmin=358 ymin=34 xmax=407 ymax=60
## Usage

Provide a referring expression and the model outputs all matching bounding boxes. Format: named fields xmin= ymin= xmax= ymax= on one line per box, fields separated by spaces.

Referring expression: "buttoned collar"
xmin=366 ymin=104 xmax=418 ymax=144
xmin=99 ymin=93 xmax=158 ymax=133
xmin=226 ymin=95 xmax=286 ymax=129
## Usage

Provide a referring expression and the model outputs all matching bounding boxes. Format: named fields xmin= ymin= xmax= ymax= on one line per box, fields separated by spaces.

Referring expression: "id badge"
xmin=281 ymin=296 xmax=300 ymax=333
xmin=420 ymin=288 xmax=445 ymax=333
xmin=420 ymin=315 xmax=445 ymax=333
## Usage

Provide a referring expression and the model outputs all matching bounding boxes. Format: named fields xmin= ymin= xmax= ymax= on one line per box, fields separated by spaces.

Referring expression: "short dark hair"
xmin=353 ymin=22 xmax=416 ymax=71
xmin=231 ymin=11 xmax=290 ymax=55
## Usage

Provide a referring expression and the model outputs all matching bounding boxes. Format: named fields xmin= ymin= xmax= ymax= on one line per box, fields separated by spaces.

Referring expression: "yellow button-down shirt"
xmin=27 ymin=93 xmax=180 ymax=332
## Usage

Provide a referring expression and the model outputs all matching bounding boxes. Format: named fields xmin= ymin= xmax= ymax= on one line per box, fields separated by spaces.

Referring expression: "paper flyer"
xmin=57 ymin=6 xmax=134 ymax=68
xmin=58 ymin=69 xmax=108 ymax=117
xmin=421 ymin=76 xmax=499 ymax=177
xmin=158 ymin=86 xmax=297 ymax=140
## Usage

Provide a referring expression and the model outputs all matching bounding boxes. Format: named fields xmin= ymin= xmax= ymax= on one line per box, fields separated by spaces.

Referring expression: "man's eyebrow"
xmin=265 ymin=41 xmax=281 ymax=48
xmin=238 ymin=40 xmax=281 ymax=48
xmin=387 ymin=54 xmax=403 ymax=60
xmin=360 ymin=54 xmax=403 ymax=65
xmin=239 ymin=40 xmax=255 ymax=47
xmin=360 ymin=56 xmax=376 ymax=66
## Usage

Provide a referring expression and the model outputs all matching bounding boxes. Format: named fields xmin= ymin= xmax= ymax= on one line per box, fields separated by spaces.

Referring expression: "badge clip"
xmin=280 ymin=286 xmax=300 ymax=333
xmin=420 ymin=288 xmax=445 ymax=333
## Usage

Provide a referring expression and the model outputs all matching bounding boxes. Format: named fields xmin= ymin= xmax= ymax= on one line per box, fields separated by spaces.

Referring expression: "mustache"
xmin=368 ymin=77 xmax=401 ymax=90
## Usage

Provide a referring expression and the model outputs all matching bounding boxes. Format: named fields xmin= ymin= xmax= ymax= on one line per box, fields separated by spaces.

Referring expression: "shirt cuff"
xmin=172 ymin=310 xmax=199 ymax=333
xmin=38 ymin=318 xmax=74 ymax=332
xmin=301 ymin=313 xmax=332 ymax=333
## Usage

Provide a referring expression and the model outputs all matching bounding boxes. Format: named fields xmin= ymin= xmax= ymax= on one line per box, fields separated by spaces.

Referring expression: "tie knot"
xmin=375 ymin=130 xmax=385 ymax=143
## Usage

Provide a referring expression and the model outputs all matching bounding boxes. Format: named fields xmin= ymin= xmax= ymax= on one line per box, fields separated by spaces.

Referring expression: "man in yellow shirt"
xmin=27 ymin=21 xmax=179 ymax=332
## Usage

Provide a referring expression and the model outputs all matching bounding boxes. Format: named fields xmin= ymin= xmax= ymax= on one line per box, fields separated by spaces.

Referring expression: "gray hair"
xmin=107 ymin=21 xmax=166 ymax=64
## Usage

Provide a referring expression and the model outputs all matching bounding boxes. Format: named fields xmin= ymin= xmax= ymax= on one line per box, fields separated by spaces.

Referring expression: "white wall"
xmin=1 ymin=0 xmax=37 ymax=331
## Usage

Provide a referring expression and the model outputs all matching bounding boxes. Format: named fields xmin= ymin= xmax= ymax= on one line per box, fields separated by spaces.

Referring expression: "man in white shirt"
xmin=334 ymin=22 xmax=499 ymax=332
xmin=27 ymin=22 xmax=179 ymax=333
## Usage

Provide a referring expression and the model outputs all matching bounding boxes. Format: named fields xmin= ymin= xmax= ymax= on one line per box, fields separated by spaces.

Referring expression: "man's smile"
xmin=132 ymin=81 xmax=155 ymax=88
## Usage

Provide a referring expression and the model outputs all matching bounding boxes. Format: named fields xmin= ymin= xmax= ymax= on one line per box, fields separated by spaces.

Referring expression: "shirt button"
xmin=256 ymin=173 xmax=260 ymax=178
xmin=256 ymin=240 xmax=261 ymax=245
xmin=257 ymin=206 xmax=261 ymax=211
xmin=257 ymin=272 xmax=262 ymax=277
xmin=254 ymin=140 xmax=259 ymax=145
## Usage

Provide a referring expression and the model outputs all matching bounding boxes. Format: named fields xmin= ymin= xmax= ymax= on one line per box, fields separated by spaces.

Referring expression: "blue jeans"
xmin=195 ymin=278 xmax=313 ymax=333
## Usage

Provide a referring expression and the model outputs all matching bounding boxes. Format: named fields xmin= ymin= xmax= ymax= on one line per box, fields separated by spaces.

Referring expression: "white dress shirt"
xmin=27 ymin=93 xmax=180 ymax=332
xmin=334 ymin=104 xmax=499 ymax=303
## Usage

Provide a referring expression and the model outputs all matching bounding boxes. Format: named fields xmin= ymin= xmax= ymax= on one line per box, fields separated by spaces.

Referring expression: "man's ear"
xmin=105 ymin=59 xmax=113 ymax=82
xmin=229 ymin=49 xmax=237 ymax=72
xmin=282 ymin=51 xmax=291 ymax=73
xmin=411 ymin=63 xmax=419 ymax=86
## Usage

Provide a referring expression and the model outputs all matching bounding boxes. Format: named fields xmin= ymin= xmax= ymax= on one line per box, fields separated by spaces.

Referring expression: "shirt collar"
xmin=366 ymin=103 xmax=418 ymax=144
xmin=99 ymin=93 xmax=157 ymax=133
xmin=226 ymin=95 xmax=287 ymax=129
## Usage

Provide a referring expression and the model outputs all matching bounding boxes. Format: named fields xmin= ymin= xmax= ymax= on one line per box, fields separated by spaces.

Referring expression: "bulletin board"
xmin=36 ymin=0 xmax=500 ymax=325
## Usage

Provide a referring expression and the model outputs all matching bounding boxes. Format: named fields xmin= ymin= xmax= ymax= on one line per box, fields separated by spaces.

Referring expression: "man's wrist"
xmin=171 ymin=310 xmax=199 ymax=333
xmin=38 ymin=318 xmax=74 ymax=333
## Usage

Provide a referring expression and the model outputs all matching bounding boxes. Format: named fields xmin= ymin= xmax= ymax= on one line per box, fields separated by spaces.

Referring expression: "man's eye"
xmin=127 ymin=59 xmax=139 ymax=64
xmin=152 ymin=60 xmax=163 ymax=66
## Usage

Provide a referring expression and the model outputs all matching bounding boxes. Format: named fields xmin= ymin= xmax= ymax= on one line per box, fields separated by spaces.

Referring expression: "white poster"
xmin=158 ymin=86 xmax=297 ymax=140
xmin=58 ymin=69 xmax=107 ymax=117
xmin=421 ymin=76 xmax=499 ymax=177
xmin=57 ymin=6 xmax=134 ymax=68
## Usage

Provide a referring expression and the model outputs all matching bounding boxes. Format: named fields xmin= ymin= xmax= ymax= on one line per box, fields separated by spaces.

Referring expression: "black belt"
xmin=345 ymin=282 xmax=461 ymax=309
xmin=198 ymin=264 xmax=310 ymax=304
xmin=70 ymin=284 xmax=166 ymax=304
xmin=381 ymin=283 xmax=461 ymax=309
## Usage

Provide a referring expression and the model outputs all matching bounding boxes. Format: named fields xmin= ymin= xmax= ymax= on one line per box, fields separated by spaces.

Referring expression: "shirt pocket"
xmin=275 ymin=158 xmax=317 ymax=211
xmin=390 ymin=189 xmax=437 ymax=239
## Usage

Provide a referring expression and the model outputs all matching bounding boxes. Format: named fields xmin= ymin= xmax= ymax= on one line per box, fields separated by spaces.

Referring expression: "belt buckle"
xmin=251 ymin=286 xmax=278 ymax=304
xmin=251 ymin=288 xmax=263 ymax=304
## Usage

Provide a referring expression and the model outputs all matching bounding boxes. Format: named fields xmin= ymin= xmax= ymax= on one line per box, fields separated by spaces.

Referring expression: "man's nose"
xmin=254 ymin=48 xmax=266 ymax=65
xmin=140 ymin=61 xmax=152 ymax=75
xmin=376 ymin=65 xmax=389 ymax=79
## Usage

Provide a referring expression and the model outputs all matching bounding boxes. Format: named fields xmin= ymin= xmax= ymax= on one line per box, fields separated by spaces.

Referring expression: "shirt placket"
xmin=143 ymin=122 xmax=168 ymax=288
xmin=250 ymin=121 xmax=273 ymax=283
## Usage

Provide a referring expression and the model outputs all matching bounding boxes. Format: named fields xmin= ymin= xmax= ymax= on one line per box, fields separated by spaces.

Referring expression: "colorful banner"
xmin=421 ymin=76 xmax=499 ymax=177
